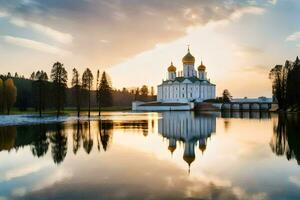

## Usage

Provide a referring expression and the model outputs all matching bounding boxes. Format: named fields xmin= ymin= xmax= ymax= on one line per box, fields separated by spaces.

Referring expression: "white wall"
xmin=132 ymin=102 xmax=195 ymax=111
xmin=157 ymin=82 xmax=215 ymax=103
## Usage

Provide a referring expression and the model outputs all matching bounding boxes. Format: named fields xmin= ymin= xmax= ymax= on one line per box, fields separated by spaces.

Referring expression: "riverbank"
xmin=3 ymin=106 xmax=131 ymax=115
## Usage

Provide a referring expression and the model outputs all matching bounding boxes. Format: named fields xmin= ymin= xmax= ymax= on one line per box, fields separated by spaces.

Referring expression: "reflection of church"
xmin=158 ymin=112 xmax=216 ymax=170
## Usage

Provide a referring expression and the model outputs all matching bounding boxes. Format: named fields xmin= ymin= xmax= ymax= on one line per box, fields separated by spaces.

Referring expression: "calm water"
xmin=1 ymin=111 xmax=300 ymax=200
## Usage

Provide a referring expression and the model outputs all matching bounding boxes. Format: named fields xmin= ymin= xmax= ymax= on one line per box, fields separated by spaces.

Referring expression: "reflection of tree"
xmin=98 ymin=120 xmax=113 ymax=151
xmin=271 ymin=114 xmax=300 ymax=165
xmin=0 ymin=126 xmax=16 ymax=151
xmin=31 ymin=124 xmax=49 ymax=157
xmin=270 ymin=116 xmax=287 ymax=156
xmin=73 ymin=121 xmax=82 ymax=154
xmin=285 ymin=115 xmax=300 ymax=163
xmin=83 ymin=121 xmax=93 ymax=154
xmin=223 ymin=119 xmax=230 ymax=132
xmin=50 ymin=124 xmax=67 ymax=164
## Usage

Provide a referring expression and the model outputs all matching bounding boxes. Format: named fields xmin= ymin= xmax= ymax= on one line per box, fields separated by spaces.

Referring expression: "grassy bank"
xmin=7 ymin=106 xmax=131 ymax=115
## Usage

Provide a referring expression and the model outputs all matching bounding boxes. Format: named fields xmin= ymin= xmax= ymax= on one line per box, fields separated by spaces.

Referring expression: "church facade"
xmin=157 ymin=48 xmax=216 ymax=103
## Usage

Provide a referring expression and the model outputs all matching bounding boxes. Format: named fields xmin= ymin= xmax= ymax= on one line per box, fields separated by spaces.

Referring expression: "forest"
xmin=269 ymin=56 xmax=300 ymax=112
xmin=0 ymin=62 xmax=156 ymax=116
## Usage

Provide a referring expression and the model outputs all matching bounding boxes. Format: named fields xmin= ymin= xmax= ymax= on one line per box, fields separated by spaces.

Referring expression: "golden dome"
xmin=182 ymin=48 xmax=195 ymax=65
xmin=198 ymin=61 xmax=206 ymax=71
xmin=168 ymin=62 xmax=176 ymax=72
xmin=183 ymin=155 xmax=195 ymax=166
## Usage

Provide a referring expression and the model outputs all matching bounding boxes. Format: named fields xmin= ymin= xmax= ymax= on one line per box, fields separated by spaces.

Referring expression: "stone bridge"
xmin=221 ymin=102 xmax=272 ymax=111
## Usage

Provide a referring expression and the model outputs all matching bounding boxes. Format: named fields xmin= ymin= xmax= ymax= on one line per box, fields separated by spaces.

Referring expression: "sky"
xmin=0 ymin=0 xmax=299 ymax=97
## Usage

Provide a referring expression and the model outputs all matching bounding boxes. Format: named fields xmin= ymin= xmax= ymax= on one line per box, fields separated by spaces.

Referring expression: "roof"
xmin=182 ymin=50 xmax=195 ymax=64
xmin=161 ymin=76 xmax=215 ymax=85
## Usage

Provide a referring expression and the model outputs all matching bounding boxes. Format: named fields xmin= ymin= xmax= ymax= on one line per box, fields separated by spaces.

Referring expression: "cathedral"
xmin=157 ymin=48 xmax=216 ymax=103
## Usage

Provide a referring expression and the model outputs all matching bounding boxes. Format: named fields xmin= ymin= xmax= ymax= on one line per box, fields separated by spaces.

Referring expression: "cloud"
xmin=0 ymin=0 xmax=272 ymax=66
xmin=241 ymin=65 xmax=270 ymax=73
xmin=234 ymin=44 xmax=264 ymax=57
xmin=0 ymin=10 xmax=73 ymax=45
xmin=268 ymin=0 xmax=277 ymax=5
xmin=287 ymin=32 xmax=300 ymax=41
xmin=229 ymin=6 xmax=265 ymax=21
xmin=99 ymin=39 xmax=110 ymax=44
xmin=0 ymin=10 xmax=8 ymax=17
xmin=9 ymin=18 xmax=73 ymax=44
xmin=3 ymin=36 xmax=71 ymax=56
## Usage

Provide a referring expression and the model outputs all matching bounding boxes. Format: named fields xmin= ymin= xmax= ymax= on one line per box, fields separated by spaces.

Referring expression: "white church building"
xmin=157 ymin=48 xmax=216 ymax=103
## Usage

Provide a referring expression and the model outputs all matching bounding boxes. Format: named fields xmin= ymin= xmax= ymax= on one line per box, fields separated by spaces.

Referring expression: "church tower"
xmin=168 ymin=62 xmax=176 ymax=80
xmin=182 ymin=47 xmax=196 ymax=77
xmin=198 ymin=61 xmax=207 ymax=80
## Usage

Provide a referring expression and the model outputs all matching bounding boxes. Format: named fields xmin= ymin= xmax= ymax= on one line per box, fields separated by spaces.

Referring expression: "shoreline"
xmin=2 ymin=106 xmax=132 ymax=115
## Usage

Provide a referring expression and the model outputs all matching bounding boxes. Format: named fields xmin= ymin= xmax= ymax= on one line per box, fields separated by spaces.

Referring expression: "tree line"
xmin=269 ymin=56 xmax=300 ymax=111
xmin=0 ymin=62 xmax=156 ymax=116
xmin=31 ymin=62 xmax=113 ymax=117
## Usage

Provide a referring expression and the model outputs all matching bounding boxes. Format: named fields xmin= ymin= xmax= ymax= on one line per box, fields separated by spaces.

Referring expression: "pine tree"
xmin=150 ymin=86 xmax=154 ymax=96
xmin=51 ymin=62 xmax=68 ymax=117
xmin=135 ymin=88 xmax=140 ymax=101
xmin=292 ymin=57 xmax=300 ymax=108
xmin=82 ymin=68 xmax=93 ymax=118
xmin=72 ymin=68 xmax=81 ymax=118
xmin=33 ymin=70 xmax=48 ymax=117
xmin=99 ymin=71 xmax=112 ymax=107
xmin=96 ymin=70 xmax=101 ymax=116
xmin=269 ymin=65 xmax=285 ymax=109
xmin=30 ymin=72 xmax=35 ymax=80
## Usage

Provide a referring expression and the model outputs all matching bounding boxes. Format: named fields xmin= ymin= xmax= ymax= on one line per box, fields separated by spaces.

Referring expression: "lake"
xmin=0 ymin=111 xmax=300 ymax=200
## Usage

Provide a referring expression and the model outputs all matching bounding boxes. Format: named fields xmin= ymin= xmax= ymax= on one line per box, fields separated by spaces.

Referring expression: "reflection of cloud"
xmin=289 ymin=176 xmax=300 ymax=187
xmin=11 ymin=187 xmax=27 ymax=197
xmin=4 ymin=161 xmax=50 ymax=181
xmin=18 ymin=146 xmax=269 ymax=200
xmin=32 ymin=169 xmax=73 ymax=192
xmin=0 ymin=197 xmax=7 ymax=200
xmin=233 ymin=187 xmax=267 ymax=200
xmin=286 ymin=32 xmax=300 ymax=41
xmin=3 ymin=36 xmax=71 ymax=56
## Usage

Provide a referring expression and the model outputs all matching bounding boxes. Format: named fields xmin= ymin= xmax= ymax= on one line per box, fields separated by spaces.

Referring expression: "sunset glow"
xmin=1 ymin=0 xmax=299 ymax=97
